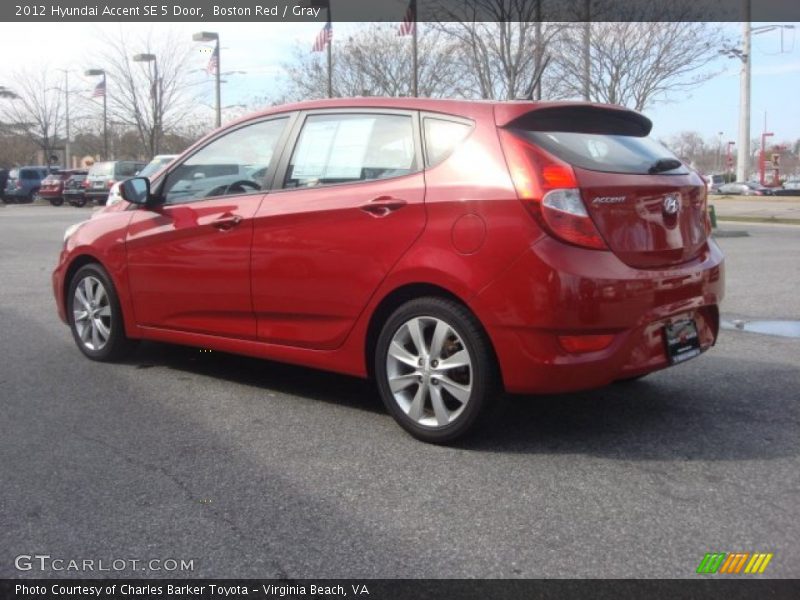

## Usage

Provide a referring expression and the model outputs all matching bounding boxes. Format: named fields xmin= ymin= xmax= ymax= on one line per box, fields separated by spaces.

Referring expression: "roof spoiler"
xmin=494 ymin=103 xmax=652 ymax=137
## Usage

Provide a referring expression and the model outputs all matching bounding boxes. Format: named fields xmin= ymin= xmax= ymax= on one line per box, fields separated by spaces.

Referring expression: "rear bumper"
xmin=471 ymin=237 xmax=725 ymax=394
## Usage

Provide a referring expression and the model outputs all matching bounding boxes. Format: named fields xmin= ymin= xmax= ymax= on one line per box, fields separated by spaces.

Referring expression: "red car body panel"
xmin=53 ymin=97 xmax=725 ymax=394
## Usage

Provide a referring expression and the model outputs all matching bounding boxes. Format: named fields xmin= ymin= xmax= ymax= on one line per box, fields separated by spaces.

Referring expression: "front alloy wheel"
xmin=375 ymin=298 xmax=496 ymax=443
xmin=68 ymin=264 xmax=135 ymax=361
xmin=72 ymin=275 xmax=112 ymax=351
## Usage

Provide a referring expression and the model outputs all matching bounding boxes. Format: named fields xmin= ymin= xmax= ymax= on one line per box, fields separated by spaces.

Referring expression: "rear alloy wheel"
xmin=68 ymin=264 xmax=136 ymax=361
xmin=375 ymin=298 xmax=496 ymax=443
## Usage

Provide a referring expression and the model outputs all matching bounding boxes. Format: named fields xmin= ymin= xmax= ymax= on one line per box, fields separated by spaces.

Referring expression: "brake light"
xmin=16 ymin=181 xmax=22 ymax=189
xmin=107 ymin=179 xmax=116 ymax=188
xmin=82 ymin=180 xmax=89 ymax=189
xmin=498 ymin=129 xmax=607 ymax=250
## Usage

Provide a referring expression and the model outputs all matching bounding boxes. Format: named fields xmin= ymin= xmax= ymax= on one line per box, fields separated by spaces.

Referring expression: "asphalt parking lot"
xmin=1 ymin=205 xmax=798 ymax=578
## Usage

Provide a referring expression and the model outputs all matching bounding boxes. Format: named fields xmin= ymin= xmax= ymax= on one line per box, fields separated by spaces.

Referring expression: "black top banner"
xmin=2 ymin=0 xmax=799 ymax=23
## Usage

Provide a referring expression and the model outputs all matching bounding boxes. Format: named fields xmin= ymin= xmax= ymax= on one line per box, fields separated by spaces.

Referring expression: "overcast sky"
xmin=0 ymin=21 xmax=797 ymax=144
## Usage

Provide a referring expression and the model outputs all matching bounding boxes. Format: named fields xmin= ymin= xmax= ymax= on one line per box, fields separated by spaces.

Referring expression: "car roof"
xmin=236 ymin=97 xmax=641 ymax=128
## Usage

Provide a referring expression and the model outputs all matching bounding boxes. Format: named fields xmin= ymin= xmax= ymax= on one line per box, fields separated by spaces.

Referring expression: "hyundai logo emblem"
xmin=663 ymin=194 xmax=681 ymax=215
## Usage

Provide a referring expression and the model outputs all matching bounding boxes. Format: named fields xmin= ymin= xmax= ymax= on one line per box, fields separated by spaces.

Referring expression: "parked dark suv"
xmin=4 ymin=166 xmax=51 ymax=203
xmin=85 ymin=161 xmax=146 ymax=205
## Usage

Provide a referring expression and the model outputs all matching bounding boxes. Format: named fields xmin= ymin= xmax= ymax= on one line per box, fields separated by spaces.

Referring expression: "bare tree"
xmin=551 ymin=21 xmax=724 ymax=111
xmin=431 ymin=0 xmax=567 ymax=100
xmin=0 ymin=68 xmax=64 ymax=164
xmin=91 ymin=27 xmax=197 ymax=158
xmin=281 ymin=25 xmax=465 ymax=100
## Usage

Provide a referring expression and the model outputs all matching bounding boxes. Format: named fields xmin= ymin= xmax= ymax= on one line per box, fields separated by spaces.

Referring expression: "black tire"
xmin=374 ymin=297 xmax=497 ymax=444
xmin=67 ymin=263 xmax=137 ymax=361
xmin=70 ymin=198 xmax=87 ymax=208
xmin=28 ymin=188 xmax=39 ymax=203
xmin=50 ymin=197 xmax=64 ymax=207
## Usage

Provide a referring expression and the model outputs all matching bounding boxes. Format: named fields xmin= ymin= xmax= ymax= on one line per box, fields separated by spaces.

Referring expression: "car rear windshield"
xmin=515 ymin=129 xmax=688 ymax=175
xmin=89 ymin=163 xmax=113 ymax=176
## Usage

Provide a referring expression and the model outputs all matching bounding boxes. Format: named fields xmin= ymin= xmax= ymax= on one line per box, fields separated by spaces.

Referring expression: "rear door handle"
xmin=360 ymin=196 xmax=407 ymax=217
xmin=212 ymin=215 xmax=243 ymax=230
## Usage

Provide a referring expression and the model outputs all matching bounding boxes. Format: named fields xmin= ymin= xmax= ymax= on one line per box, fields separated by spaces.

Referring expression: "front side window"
xmin=163 ymin=117 xmax=288 ymax=204
xmin=284 ymin=113 xmax=415 ymax=189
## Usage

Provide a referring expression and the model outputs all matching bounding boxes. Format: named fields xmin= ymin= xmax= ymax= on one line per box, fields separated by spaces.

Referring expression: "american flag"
xmin=312 ymin=22 xmax=333 ymax=52
xmin=91 ymin=79 xmax=105 ymax=98
xmin=206 ymin=45 xmax=219 ymax=76
xmin=398 ymin=0 xmax=416 ymax=36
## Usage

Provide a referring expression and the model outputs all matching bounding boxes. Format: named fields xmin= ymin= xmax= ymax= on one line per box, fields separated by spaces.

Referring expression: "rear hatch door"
xmin=501 ymin=105 xmax=708 ymax=269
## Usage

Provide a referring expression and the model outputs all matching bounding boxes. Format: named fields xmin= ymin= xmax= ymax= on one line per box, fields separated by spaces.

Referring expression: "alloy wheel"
xmin=386 ymin=316 xmax=473 ymax=428
xmin=72 ymin=275 xmax=112 ymax=351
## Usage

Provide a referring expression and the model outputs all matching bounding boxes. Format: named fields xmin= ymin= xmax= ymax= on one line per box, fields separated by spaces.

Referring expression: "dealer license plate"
xmin=664 ymin=319 xmax=701 ymax=364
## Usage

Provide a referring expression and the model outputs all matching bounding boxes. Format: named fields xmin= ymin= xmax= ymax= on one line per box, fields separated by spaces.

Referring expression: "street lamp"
xmin=192 ymin=31 xmax=221 ymax=128
xmin=133 ymin=53 xmax=159 ymax=154
xmin=85 ymin=69 xmax=108 ymax=160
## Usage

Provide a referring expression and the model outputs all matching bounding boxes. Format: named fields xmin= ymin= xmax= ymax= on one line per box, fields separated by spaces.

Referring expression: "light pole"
xmin=133 ymin=53 xmax=159 ymax=155
xmin=193 ymin=31 xmax=221 ymax=128
xmin=57 ymin=69 xmax=71 ymax=168
xmin=85 ymin=69 xmax=108 ymax=160
xmin=722 ymin=21 xmax=795 ymax=182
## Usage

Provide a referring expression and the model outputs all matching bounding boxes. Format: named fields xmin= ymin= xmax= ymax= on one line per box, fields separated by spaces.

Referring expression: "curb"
xmin=717 ymin=216 xmax=800 ymax=226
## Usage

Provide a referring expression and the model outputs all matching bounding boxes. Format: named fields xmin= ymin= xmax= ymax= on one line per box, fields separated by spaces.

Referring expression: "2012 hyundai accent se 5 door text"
xmin=53 ymin=98 xmax=724 ymax=443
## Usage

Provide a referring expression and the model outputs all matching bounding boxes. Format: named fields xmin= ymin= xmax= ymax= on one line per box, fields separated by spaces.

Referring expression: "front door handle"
xmin=360 ymin=196 xmax=407 ymax=217
xmin=212 ymin=214 xmax=243 ymax=230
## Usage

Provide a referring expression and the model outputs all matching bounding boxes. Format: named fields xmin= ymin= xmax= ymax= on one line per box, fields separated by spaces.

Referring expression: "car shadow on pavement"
xmin=126 ymin=340 xmax=384 ymax=415
xmin=124 ymin=341 xmax=799 ymax=462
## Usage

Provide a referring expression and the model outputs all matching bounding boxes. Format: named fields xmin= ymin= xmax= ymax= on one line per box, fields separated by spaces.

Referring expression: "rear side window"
xmin=21 ymin=169 xmax=40 ymax=180
xmin=423 ymin=117 xmax=473 ymax=166
xmin=285 ymin=113 xmax=416 ymax=188
xmin=519 ymin=130 xmax=688 ymax=175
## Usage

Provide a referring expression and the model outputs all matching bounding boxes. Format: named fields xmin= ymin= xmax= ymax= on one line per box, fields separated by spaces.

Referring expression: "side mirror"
xmin=119 ymin=177 xmax=151 ymax=205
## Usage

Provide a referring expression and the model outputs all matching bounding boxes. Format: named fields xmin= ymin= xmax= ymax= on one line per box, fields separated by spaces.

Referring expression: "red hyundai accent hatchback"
xmin=53 ymin=98 xmax=724 ymax=443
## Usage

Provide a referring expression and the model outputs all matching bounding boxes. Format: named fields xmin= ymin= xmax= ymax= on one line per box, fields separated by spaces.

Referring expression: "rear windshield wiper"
xmin=648 ymin=158 xmax=683 ymax=174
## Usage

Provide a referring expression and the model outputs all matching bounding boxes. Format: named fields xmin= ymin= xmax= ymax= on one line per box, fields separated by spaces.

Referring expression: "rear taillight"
xmin=498 ymin=129 xmax=607 ymax=250
xmin=16 ymin=181 xmax=22 ymax=189
xmin=82 ymin=180 xmax=89 ymax=189
xmin=107 ymin=179 xmax=116 ymax=188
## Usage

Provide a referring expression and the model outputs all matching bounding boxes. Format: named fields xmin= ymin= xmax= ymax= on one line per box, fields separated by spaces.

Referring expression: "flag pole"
xmin=326 ymin=6 xmax=333 ymax=98
xmin=102 ymin=73 xmax=108 ymax=160
xmin=412 ymin=0 xmax=418 ymax=97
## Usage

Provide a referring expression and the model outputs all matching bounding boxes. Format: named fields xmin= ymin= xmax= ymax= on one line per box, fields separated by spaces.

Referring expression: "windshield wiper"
xmin=648 ymin=158 xmax=683 ymax=174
